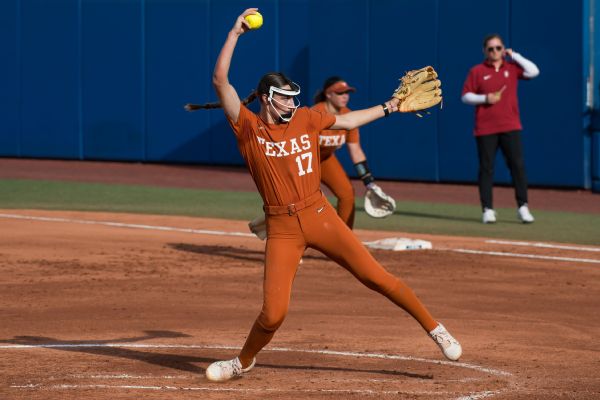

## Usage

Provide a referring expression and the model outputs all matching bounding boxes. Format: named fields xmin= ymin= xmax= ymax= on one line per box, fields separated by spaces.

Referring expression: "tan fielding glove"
xmin=392 ymin=66 xmax=442 ymax=116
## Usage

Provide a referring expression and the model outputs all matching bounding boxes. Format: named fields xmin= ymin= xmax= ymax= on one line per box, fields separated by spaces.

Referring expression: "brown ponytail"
xmin=184 ymin=91 xmax=258 ymax=112
xmin=313 ymin=89 xmax=327 ymax=104
xmin=184 ymin=71 xmax=296 ymax=112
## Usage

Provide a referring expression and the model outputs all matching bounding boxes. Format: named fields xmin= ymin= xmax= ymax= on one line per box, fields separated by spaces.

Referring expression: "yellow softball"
xmin=244 ymin=12 xmax=263 ymax=30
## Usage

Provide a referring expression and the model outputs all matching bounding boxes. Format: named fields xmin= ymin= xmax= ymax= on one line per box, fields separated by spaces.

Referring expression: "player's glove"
xmin=364 ymin=184 xmax=396 ymax=218
xmin=392 ymin=66 xmax=442 ymax=116
xmin=248 ymin=214 xmax=267 ymax=240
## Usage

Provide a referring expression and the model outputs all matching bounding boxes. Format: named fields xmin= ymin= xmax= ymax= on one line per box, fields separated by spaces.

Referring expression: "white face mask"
xmin=267 ymin=82 xmax=301 ymax=122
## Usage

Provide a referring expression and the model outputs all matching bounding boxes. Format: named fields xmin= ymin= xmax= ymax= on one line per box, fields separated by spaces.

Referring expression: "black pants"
xmin=475 ymin=130 xmax=528 ymax=210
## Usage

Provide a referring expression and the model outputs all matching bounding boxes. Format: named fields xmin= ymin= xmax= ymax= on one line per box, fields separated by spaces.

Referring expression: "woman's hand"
xmin=486 ymin=85 xmax=506 ymax=104
xmin=231 ymin=8 xmax=258 ymax=36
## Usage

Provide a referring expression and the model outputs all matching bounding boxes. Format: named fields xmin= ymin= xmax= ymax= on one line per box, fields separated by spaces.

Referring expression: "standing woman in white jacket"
xmin=461 ymin=33 xmax=539 ymax=224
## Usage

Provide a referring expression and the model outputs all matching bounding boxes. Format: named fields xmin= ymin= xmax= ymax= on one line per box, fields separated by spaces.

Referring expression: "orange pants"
xmin=320 ymin=154 xmax=355 ymax=228
xmin=238 ymin=193 xmax=438 ymax=367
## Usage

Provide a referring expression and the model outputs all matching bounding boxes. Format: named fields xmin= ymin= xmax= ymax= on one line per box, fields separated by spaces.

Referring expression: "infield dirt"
xmin=1 ymin=209 xmax=599 ymax=399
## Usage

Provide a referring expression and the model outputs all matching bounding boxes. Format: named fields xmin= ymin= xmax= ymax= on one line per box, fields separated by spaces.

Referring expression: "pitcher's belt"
xmin=263 ymin=191 xmax=323 ymax=216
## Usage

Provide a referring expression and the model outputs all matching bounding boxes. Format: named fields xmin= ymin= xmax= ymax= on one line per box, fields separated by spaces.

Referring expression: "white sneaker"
xmin=517 ymin=204 xmax=534 ymax=223
xmin=482 ymin=208 xmax=497 ymax=224
xmin=205 ymin=357 xmax=256 ymax=382
xmin=429 ymin=323 xmax=462 ymax=361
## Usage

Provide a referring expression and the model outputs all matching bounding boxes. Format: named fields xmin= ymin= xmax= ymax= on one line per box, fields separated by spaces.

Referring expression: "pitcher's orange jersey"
xmin=311 ymin=102 xmax=359 ymax=161
xmin=227 ymin=104 xmax=335 ymax=206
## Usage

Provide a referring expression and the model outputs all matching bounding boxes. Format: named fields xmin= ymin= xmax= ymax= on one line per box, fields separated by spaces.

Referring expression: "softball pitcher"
xmin=197 ymin=8 xmax=461 ymax=382
xmin=247 ymin=77 xmax=395 ymax=238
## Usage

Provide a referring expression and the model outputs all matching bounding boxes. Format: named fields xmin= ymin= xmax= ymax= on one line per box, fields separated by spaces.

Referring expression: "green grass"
xmin=1 ymin=179 xmax=599 ymax=245
xmin=353 ymin=200 xmax=600 ymax=245
xmin=0 ymin=179 xmax=264 ymax=220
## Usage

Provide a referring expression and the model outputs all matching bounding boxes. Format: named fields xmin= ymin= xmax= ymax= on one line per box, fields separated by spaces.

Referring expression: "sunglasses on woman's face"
xmin=487 ymin=46 xmax=503 ymax=53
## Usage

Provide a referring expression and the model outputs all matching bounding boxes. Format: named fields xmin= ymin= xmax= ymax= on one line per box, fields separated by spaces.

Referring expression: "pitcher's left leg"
xmin=238 ymin=236 xmax=305 ymax=367
xmin=206 ymin=236 xmax=304 ymax=382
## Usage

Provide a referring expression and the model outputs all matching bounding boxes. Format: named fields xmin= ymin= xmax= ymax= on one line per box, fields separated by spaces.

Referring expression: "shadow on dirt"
xmin=169 ymin=243 xmax=264 ymax=263
xmin=1 ymin=331 xmax=211 ymax=373
xmin=1 ymin=332 xmax=432 ymax=379
xmin=168 ymin=243 xmax=330 ymax=263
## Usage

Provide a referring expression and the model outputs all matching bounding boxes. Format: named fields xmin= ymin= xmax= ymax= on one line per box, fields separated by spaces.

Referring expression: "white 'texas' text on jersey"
xmin=256 ymin=134 xmax=311 ymax=157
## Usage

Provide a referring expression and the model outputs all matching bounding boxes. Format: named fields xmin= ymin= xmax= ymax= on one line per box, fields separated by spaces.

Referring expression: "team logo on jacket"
xmin=256 ymin=134 xmax=311 ymax=157
xmin=504 ymin=70 xmax=509 ymax=78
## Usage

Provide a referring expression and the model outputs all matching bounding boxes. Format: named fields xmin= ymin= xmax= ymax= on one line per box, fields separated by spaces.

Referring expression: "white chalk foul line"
xmin=485 ymin=239 xmax=600 ymax=253
xmin=0 ymin=342 xmax=511 ymax=377
xmin=3 ymin=212 xmax=597 ymax=266
xmin=5 ymin=343 xmax=509 ymax=399
xmin=452 ymin=248 xmax=600 ymax=264
xmin=9 ymin=383 xmax=499 ymax=399
xmin=0 ymin=213 xmax=255 ymax=238
xmin=68 ymin=374 xmax=191 ymax=379
xmin=456 ymin=391 xmax=499 ymax=400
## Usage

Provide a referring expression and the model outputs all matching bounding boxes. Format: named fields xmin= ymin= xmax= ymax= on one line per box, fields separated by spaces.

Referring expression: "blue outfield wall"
xmin=0 ymin=0 xmax=597 ymax=189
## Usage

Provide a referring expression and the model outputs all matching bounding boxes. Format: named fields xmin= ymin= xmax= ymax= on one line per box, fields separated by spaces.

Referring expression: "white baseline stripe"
xmin=3 ymin=213 xmax=597 ymax=265
xmin=69 ymin=374 xmax=191 ymax=379
xmin=8 ymin=383 xmax=472 ymax=397
xmin=486 ymin=239 xmax=600 ymax=253
xmin=452 ymin=248 xmax=600 ymax=264
xmin=0 ymin=213 xmax=255 ymax=238
xmin=70 ymin=376 xmax=407 ymax=383
xmin=0 ymin=343 xmax=511 ymax=377
xmin=456 ymin=391 xmax=499 ymax=400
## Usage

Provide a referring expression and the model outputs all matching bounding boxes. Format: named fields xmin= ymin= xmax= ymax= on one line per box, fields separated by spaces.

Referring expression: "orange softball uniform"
xmin=227 ymin=104 xmax=334 ymax=207
xmin=320 ymin=154 xmax=355 ymax=227
xmin=226 ymin=104 xmax=437 ymax=366
xmin=312 ymin=102 xmax=359 ymax=161
xmin=312 ymin=101 xmax=359 ymax=227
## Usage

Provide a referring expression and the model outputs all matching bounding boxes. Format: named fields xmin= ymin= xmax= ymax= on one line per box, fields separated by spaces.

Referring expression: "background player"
xmin=313 ymin=76 xmax=395 ymax=228
xmin=462 ymin=33 xmax=539 ymax=224
xmin=202 ymin=8 xmax=461 ymax=382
